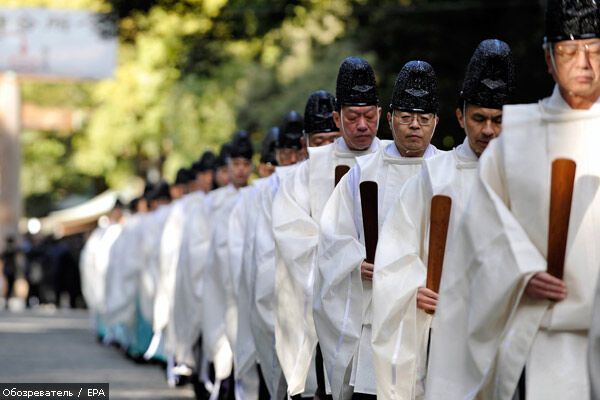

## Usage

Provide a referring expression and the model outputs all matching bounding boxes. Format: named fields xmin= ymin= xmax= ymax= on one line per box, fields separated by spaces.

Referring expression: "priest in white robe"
xmin=272 ymin=90 xmax=340 ymax=400
xmin=272 ymin=58 xmax=382 ymax=398
xmin=139 ymin=181 xmax=173 ymax=362
xmin=371 ymin=40 xmax=515 ymax=400
xmin=202 ymin=131 xmax=254 ymax=398
xmin=80 ymin=202 xmax=124 ymax=340
xmin=425 ymin=2 xmax=600 ymax=398
xmin=315 ymin=61 xmax=442 ymax=400
xmin=150 ymin=169 xmax=197 ymax=383
xmin=104 ymin=199 xmax=148 ymax=350
xmin=250 ymin=112 xmax=306 ymax=399
xmin=169 ymin=147 xmax=224 ymax=376
xmin=229 ymin=129 xmax=279 ymax=400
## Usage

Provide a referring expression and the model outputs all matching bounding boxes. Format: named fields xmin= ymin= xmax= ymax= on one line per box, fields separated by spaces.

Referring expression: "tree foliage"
xmin=10 ymin=0 xmax=552 ymax=216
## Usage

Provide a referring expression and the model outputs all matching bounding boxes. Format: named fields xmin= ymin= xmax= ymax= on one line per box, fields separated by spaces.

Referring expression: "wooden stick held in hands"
xmin=547 ymin=158 xmax=576 ymax=280
xmin=334 ymin=165 xmax=350 ymax=187
xmin=360 ymin=181 xmax=378 ymax=264
xmin=426 ymin=195 xmax=452 ymax=297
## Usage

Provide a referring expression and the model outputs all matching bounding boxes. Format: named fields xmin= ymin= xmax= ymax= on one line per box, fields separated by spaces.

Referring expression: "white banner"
xmin=0 ymin=7 xmax=117 ymax=80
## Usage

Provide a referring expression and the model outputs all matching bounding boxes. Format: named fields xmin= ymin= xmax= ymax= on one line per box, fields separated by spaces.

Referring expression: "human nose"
xmin=409 ymin=115 xmax=420 ymax=128
xmin=575 ymin=45 xmax=592 ymax=68
xmin=482 ymin=119 xmax=495 ymax=136
xmin=356 ymin=116 xmax=368 ymax=131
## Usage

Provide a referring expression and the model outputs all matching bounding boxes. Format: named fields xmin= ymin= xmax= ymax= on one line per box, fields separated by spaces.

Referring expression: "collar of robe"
xmin=454 ymin=137 xmax=479 ymax=168
xmin=382 ymin=141 xmax=437 ymax=165
xmin=333 ymin=136 xmax=380 ymax=158
xmin=539 ymin=85 xmax=600 ymax=122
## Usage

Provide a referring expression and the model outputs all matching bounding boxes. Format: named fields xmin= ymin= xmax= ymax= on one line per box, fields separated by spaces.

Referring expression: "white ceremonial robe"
xmin=202 ymin=184 xmax=240 ymax=381
xmin=155 ymin=193 xmax=202 ymax=359
xmin=171 ymin=191 xmax=211 ymax=368
xmin=273 ymin=137 xmax=381 ymax=396
xmin=93 ymin=223 xmax=123 ymax=320
xmin=80 ymin=226 xmax=107 ymax=315
xmin=425 ymin=86 xmax=600 ymax=400
xmin=315 ymin=142 xmax=440 ymax=399
xmin=372 ymin=139 xmax=478 ymax=400
xmin=229 ymin=179 xmax=270 ymax=400
xmin=139 ymin=205 xmax=172 ymax=344
xmin=251 ymin=167 xmax=296 ymax=399
xmin=104 ymin=214 xmax=145 ymax=331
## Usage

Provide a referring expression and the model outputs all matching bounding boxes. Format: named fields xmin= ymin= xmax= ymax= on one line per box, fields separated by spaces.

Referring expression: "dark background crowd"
xmin=1 ymin=234 xmax=85 ymax=310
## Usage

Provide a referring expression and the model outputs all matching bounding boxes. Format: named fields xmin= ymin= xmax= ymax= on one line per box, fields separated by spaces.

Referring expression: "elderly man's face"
xmin=333 ymin=105 xmax=380 ymax=151
xmin=387 ymin=110 xmax=437 ymax=157
xmin=546 ymin=38 xmax=600 ymax=102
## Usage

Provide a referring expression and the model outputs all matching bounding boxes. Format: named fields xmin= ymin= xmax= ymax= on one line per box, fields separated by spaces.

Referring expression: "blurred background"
xmin=0 ymin=0 xmax=552 ymax=309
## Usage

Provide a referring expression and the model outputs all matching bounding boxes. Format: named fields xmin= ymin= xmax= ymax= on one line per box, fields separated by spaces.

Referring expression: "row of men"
xmin=80 ymin=0 xmax=600 ymax=399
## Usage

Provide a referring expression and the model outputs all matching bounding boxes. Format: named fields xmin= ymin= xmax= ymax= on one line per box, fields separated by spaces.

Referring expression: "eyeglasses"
xmin=395 ymin=112 xmax=436 ymax=126
xmin=554 ymin=40 xmax=600 ymax=60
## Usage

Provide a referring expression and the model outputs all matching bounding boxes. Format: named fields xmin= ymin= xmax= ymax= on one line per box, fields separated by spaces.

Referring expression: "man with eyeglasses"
xmin=370 ymin=40 xmax=514 ymax=400
xmin=314 ymin=60 xmax=442 ymax=400
xmin=422 ymin=1 xmax=600 ymax=399
xmin=272 ymin=57 xmax=382 ymax=399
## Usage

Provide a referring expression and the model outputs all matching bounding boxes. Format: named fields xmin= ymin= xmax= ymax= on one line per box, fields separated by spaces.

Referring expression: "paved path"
xmin=0 ymin=308 xmax=195 ymax=399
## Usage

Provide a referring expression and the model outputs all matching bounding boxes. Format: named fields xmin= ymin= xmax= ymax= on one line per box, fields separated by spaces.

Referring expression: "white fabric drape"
xmin=426 ymin=87 xmax=600 ymax=400
xmin=272 ymin=137 xmax=381 ymax=396
xmin=372 ymin=139 xmax=477 ymax=400
xmin=315 ymin=142 xmax=440 ymax=399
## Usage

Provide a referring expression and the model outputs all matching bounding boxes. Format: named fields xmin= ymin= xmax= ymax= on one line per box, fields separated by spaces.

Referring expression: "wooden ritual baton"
xmin=360 ymin=181 xmax=378 ymax=264
xmin=335 ymin=165 xmax=351 ymax=187
xmin=426 ymin=195 xmax=452 ymax=297
xmin=547 ymin=158 xmax=576 ymax=280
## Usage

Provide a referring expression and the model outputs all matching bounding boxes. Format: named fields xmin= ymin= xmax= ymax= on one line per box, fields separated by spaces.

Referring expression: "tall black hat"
xmin=390 ymin=60 xmax=439 ymax=114
xmin=229 ymin=130 xmax=254 ymax=160
xmin=175 ymin=167 xmax=194 ymax=185
xmin=260 ymin=127 xmax=279 ymax=164
xmin=215 ymin=142 xmax=233 ymax=168
xmin=192 ymin=151 xmax=217 ymax=173
xmin=276 ymin=111 xmax=304 ymax=150
xmin=304 ymin=90 xmax=339 ymax=135
xmin=335 ymin=56 xmax=378 ymax=110
xmin=460 ymin=39 xmax=515 ymax=110
xmin=545 ymin=0 xmax=600 ymax=43
xmin=149 ymin=180 xmax=171 ymax=202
